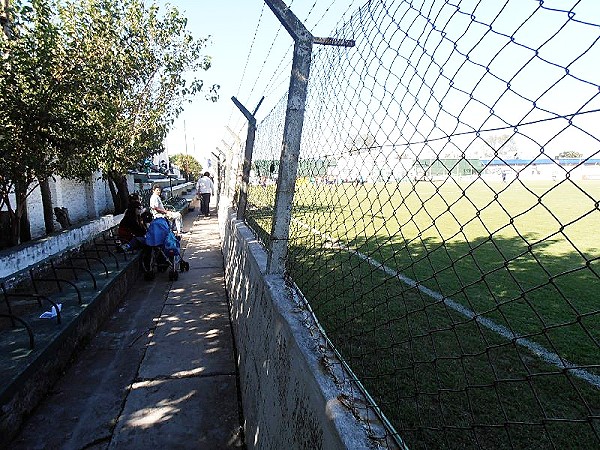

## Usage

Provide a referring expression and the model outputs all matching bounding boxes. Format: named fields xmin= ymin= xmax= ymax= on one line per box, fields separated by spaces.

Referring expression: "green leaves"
xmin=170 ymin=153 xmax=203 ymax=180
xmin=0 ymin=0 xmax=218 ymax=241
xmin=1 ymin=0 xmax=218 ymax=182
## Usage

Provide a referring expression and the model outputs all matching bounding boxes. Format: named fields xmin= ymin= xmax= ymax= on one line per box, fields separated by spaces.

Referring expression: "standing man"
xmin=196 ymin=172 xmax=214 ymax=217
xmin=149 ymin=184 xmax=184 ymax=235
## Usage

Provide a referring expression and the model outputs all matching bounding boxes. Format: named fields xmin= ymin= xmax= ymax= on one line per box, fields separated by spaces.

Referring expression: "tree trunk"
xmin=39 ymin=176 xmax=55 ymax=234
xmin=8 ymin=211 xmax=19 ymax=247
xmin=11 ymin=180 xmax=29 ymax=244
xmin=19 ymin=205 xmax=31 ymax=242
xmin=115 ymin=172 xmax=130 ymax=212
xmin=108 ymin=172 xmax=130 ymax=214
xmin=107 ymin=175 xmax=120 ymax=213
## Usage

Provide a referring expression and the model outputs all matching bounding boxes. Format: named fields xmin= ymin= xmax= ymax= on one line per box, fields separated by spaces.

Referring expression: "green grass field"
xmin=246 ymin=178 xmax=600 ymax=449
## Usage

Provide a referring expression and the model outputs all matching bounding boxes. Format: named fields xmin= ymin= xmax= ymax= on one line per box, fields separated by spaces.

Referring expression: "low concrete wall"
xmin=221 ymin=211 xmax=395 ymax=450
xmin=0 ymin=214 xmax=123 ymax=281
xmin=166 ymin=181 xmax=195 ymax=197
xmin=0 ymin=251 xmax=141 ymax=448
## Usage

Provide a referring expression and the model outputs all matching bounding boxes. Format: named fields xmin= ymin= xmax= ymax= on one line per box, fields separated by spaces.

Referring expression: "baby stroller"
xmin=142 ymin=217 xmax=190 ymax=281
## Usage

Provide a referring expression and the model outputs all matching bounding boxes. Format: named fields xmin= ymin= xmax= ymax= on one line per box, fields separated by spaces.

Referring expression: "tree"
xmin=0 ymin=0 xmax=218 ymax=245
xmin=481 ymin=134 xmax=518 ymax=159
xmin=345 ymin=131 xmax=378 ymax=153
xmin=0 ymin=0 xmax=91 ymax=243
xmin=56 ymin=0 xmax=218 ymax=213
xmin=170 ymin=153 xmax=202 ymax=181
xmin=557 ymin=151 xmax=583 ymax=159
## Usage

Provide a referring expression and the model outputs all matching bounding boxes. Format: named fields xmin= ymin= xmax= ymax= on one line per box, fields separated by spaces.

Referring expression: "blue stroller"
xmin=142 ymin=217 xmax=190 ymax=281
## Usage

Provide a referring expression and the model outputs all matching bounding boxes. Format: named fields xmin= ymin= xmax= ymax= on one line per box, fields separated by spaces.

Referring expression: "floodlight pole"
xmin=264 ymin=0 xmax=354 ymax=275
xmin=232 ymin=96 xmax=264 ymax=220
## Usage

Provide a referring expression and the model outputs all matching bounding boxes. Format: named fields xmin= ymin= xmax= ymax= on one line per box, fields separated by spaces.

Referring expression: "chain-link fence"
xmin=232 ymin=1 xmax=599 ymax=448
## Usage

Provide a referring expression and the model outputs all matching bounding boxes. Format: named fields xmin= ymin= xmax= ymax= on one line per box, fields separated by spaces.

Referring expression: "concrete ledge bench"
xmin=134 ymin=179 xmax=192 ymax=192
xmin=164 ymin=181 xmax=195 ymax=198
xmin=0 ymin=226 xmax=142 ymax=447
xmin=164 ymin=194 xmax=193 ymax=214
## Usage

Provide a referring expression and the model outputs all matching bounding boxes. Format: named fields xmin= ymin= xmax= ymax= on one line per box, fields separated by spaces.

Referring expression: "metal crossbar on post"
xmin=232 ymin=96 xmax=264 ymax=220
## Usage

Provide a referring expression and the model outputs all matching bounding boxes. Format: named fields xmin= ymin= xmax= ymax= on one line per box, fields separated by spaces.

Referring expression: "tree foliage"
xmin=481 ymin=134 xmax=518 ymax=159
xmin=557 ymin=151 xmax=583 ymax=159
xmin=170 ymin=153 xmax=203 ymax=181
xmin=0 ymin=0 xmax=217 ymax=244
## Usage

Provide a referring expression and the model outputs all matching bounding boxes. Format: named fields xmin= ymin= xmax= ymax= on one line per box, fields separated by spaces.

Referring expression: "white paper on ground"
xmin=39 ymin=303 xmax=62 ymax=319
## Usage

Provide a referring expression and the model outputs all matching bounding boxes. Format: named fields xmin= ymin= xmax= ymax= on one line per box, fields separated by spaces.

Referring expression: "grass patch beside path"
xmin=248 ymin=178 xmax=600 ymax=448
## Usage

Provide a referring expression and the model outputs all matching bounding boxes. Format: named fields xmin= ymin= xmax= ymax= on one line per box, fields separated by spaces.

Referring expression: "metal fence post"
xmin=232 ymin=96 xmax=264 ymax=221
xmin=211 ymin=149 xmax=225 ymax=210
xmin=224 ymin=128 xmax=242 ymax=203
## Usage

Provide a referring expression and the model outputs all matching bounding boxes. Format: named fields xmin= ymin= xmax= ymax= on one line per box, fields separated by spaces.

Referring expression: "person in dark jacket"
xmin=118 ymin=200 xmax=147 ymax=250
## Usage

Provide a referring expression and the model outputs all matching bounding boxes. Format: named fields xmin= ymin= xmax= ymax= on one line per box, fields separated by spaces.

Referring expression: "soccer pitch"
xmin=247 ymin=179 xmax=600 ymax=448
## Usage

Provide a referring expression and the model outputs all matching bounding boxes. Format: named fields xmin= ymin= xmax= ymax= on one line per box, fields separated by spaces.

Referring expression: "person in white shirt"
xmin=196 ymin=172 xmax=214 ymax=217
xmin=149 ymin=184 xmax=184 ymax=234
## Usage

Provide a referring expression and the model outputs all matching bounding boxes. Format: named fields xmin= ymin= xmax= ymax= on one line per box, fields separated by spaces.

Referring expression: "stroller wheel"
xmin=184 ymin=261 xmax=190 ymax=272
xmin=179 ymin=261 xmax=189 ymax=272
xmin=169 ymin=270 xmax=179 ymax=281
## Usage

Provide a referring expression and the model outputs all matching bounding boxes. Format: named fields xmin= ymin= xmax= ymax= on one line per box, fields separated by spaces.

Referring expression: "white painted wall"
xmin=0 ymin=213 xmax=123 ymax=283
xmin=2 ymin=173 xmax=135 ymax=241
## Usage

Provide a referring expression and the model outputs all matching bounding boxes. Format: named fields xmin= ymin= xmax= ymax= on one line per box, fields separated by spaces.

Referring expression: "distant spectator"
xmin=159 ymin=160 xmax=169 ymax=175
xmin=54 ymin=207 xmax=71 ymax=229
xmin=196 ymin=172 xmax=214 ymax=217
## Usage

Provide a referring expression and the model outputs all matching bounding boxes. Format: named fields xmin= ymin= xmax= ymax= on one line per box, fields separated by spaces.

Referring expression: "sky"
xmin=156 ymin=0 xmax=362 ymax=171
xmin=156 ymin=0 xmax=600 ymax=172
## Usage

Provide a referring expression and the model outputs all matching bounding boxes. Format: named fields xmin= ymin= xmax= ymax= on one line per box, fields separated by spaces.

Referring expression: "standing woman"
xmin=196 ymin=172 xmax=214 ymax=217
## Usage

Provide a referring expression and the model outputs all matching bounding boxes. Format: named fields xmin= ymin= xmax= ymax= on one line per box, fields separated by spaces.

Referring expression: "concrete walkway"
xmin=9 ymin=206 xmax=245 ymax=449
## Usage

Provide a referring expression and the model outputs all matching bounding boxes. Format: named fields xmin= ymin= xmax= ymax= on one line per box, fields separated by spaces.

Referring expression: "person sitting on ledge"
xmin=149 ymin=184 xmax=185 ymax=235
xmin=118 ymin=200 xmax=147 ymax=251
xmin=54 ymin=207 xmax=71 ymax=229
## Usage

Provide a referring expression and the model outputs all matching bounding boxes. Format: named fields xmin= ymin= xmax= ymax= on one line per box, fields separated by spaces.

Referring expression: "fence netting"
xmin=239 ymin=1 xmax=599 ymax=448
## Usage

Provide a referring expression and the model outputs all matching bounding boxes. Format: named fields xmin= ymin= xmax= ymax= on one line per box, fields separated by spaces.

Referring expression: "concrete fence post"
xmin=211 ymin=150 xmax=225 ymax=210
xmin=264 ymin=0 xmax=354 ymax=275
xmin=232 ymin=96 xmax=264 ymax=221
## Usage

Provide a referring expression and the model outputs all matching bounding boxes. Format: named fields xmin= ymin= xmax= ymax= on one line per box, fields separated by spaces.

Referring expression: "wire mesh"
xmin=242 ymin=0 xmax=600 ymax=448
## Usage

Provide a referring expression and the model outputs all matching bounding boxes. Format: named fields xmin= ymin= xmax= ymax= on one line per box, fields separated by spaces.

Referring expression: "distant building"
xmin=327 ymin=155 xmax=486 ymax=182
xmin=416 ymin=158 xmax=484 ymax=179
xmin=481 ymin=158 xmax=600 ymax=181
xmin=313 ymin=154 xmax=600 ymax=184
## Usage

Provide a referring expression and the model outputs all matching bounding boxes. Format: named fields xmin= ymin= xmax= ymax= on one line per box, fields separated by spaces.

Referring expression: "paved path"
xmin=10 ymin=207 xmax=245 ymax=450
